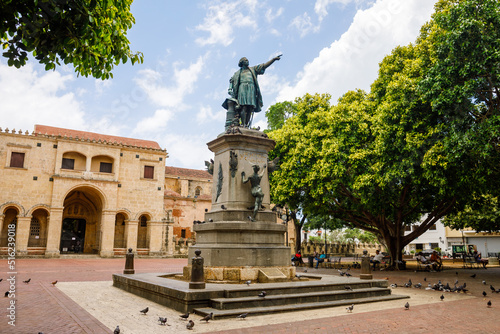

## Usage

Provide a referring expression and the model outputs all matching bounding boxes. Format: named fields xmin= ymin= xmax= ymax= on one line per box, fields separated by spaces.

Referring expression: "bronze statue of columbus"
xmin=223 ymin=55 xmax=281 ymax=129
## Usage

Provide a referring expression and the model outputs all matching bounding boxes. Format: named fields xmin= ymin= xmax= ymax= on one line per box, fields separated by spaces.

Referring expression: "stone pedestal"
xmin=360 ymin=250 xmax=372 ymax=280
xmin=187 ymin=129 xmax=292 ymax=281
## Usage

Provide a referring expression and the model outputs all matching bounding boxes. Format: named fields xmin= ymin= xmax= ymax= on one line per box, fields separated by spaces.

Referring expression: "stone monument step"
xmin=223 ymin=279 xmax=387 ymax=298
xmin=194 ymin=293 xmax=409 ymax=319
xmin=210 ymin=287 xmax=392 ymax=310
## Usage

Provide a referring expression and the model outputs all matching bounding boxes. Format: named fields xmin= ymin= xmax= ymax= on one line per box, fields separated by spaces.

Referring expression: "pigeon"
xmin=0 ymin=278 xmax=3 ymax=282
xmin=258 ymin=291 xmax=266 ymax=297
xmin=345 ymin=285 xmax=353 ymax=291
xmin=487 ymin=300 xmax=492 ymax=308
xmin=23 ymin=278 xmax=31 ymax=284
xmin=186 ymin=320 xmax=195 ymax=330
xmin=490 ymin=285 xmax=496 ymax=292
xmin=483 ymin=280 xmax=487 ymax=285
xmin=414 ymin=283 xmax=422 ymax=289
xmin=51 ymin=280 xmax=58 ymax=286
xmin=345 ymin=273 xmax=352 ymax=277
xmin=140 ymin=307 xmax=149 ymax=315
xmin=483 ymin=291 xmax=487 ymax=298
xmin=221 ymin=204 xmax=227 ymax=210
xmin=180 ymin=312 xmax=190 ymax=320
xmin=404 ymin=302 xmax=410 ymax=310
xmin=295 ymin=274 xmax=303 ymax=280
xmin=303 ymin=269 xmax=308 ymax=273
xmin=440 ymin=294 xmax=444 ymax=301
xmin=114 ymin=325 xmax=120 ymax=334
xmin=455 ymin=279 xmax=459 ymax=285
xmin=390 ymin=284 xmax=398 ymax=288
xmin=4 ymin=291 xmax=9 ymax=297
xmin=237 ymin=313 xmax=248 ymax=319
xmin=208 ymin=218 xmax=213 ymax=222
xmin=346 ymin=304 xmax=354 ymax=313
xmin=158 ymin=317 xmax=167 ymax=325
xmin=470 ymin=274 xmax=476 ymax=278
xmin=424 ymin=277 xmax=427 ymax=282
xmin=245 ymin=280 xmax=251 ymax=286
xmin=201 ymin=312 xmax=213 ymax=322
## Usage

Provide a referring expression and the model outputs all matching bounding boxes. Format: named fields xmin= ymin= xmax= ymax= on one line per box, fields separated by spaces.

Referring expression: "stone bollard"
xmin=123 ymin=248 xmax=135 ymax=274
xmin=359 ymin=249 xmax=372 ymax=280
xmin=189 ymin=249 xmax=206 ymax=289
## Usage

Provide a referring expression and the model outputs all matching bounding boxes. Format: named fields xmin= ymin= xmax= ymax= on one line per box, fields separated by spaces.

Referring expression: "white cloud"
xmin=290 ymin=12 xmax=319 ymax=37
xmin=0 ymin=62 xmax=85 ymax=131
xmin=195 ymin=0 xmax=257 ymax=46
xmin=277 ymin=0 xmax=436 ymax=103
xmin=160 ymin=133 xmax=213 ymax=170
xmin=196 ymin=106 xmax=226 ymax=125
xmin=132 ymin=56 xmax=206 ymax=134
xmin=133 ymin=109 xmax=175 ymax=134
xmin=265 ymin=7 xmax=284 ymax=23
xmin=94 ymin=78 xmax=112 ymax=96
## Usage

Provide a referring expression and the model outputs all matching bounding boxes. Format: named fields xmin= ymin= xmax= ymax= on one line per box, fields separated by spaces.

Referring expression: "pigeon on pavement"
xmin=237 ymin=313 xmax=248 ymax=319
xmin=487 ymin=300 xmax=492 ymax=308
xmin=140 ymin=307 xmax=149 ymax=315
xmin=258 ymin=291 xmax=266 ymax=297
xmin=158 ymin=317 xmax=168 ymax=325
xmin=114 ymin=325 xmax=120 ymax=334
xmin=23 ymin=278 xmax=31 ymax=284
xmin=186 ymin=320 xmax=195 ymax=330
xmin=179 ymin=312 xmax=190 ymax=320
xmin=405 ymin=302 xmax=410 ymax=310
xmin=346 ymin=304 xmax=354 ymax=313
xmin=200 ymin=312 xmax=213 ymax=322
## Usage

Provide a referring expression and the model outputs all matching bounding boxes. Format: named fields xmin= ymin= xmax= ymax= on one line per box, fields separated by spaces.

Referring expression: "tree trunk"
xmin=384 ymin=235 xmax=405 ymax=269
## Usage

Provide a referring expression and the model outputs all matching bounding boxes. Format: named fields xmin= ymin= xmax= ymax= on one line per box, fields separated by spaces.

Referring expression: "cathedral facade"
xmin=0 ymin=125 xmax=212 ymax=257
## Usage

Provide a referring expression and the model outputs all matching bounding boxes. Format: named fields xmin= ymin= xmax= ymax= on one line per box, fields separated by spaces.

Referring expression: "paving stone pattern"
xmin=0 ymin=258 xmax=498 ymax=334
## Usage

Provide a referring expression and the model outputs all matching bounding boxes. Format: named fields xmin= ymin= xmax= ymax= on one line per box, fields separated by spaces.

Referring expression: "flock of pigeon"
xmin=3 ymin=267 xmax=496 ymax=332
xmin=389 ymin=272 xmax=496 ymax=311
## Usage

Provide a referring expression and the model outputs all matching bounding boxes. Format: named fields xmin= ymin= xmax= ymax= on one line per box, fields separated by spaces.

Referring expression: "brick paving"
xmin=0 ymin=258 xmax=499 ymax=333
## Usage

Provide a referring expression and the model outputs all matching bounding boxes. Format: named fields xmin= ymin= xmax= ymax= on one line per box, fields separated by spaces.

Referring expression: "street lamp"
xmin=280 ymin=208 xmax=289 ymax=247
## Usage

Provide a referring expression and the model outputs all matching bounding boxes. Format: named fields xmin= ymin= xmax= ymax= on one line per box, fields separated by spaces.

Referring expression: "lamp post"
xmin=280 ymin=207 xmax=289 ymax=247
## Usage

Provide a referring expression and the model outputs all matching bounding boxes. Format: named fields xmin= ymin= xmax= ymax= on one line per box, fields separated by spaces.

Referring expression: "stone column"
xmin=0 ymin=214 xmax=4 ymax=240
xmin=125 ymin=220 xmax=138 ymax=252
xmin=167 ymin=223 xmax=174 ymax=255
xmin=100 ymin=210 xmax=116 ymax=257
xmin=360 ymin=250 xmax=372 ymax=280
xmin=45 ymin=207 xmax=63 ymax=257
xmin=15 ymin=216 xmax=31 ymax=256
xmin=148 ymin=220 xmax=163 ymax=256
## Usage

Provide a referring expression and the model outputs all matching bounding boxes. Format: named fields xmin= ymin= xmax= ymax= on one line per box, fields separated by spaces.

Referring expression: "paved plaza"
xmin=0 ymin=258 xmax=499 ymax=333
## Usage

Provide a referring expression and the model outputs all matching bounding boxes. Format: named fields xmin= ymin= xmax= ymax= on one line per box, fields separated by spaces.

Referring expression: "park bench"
xmin=462 ymin=254 xmax=484 ymax=269
xmin=416 ymin=258 xmax=432 ymax=271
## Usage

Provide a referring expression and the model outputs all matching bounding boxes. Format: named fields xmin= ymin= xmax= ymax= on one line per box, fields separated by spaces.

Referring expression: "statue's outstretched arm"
xmin=262 ymin=54 xmax=282 ymax=70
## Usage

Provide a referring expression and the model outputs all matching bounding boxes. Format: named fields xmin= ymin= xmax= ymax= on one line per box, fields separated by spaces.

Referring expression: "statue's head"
xmin=252 ymin=164 xmax=260 ymax=172
xmin=238 ymin=57 xmax=249 ymax=68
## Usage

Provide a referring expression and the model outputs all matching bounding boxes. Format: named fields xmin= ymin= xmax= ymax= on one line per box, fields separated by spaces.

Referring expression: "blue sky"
xmin=0 ymin=0 xmax=437 ymax=169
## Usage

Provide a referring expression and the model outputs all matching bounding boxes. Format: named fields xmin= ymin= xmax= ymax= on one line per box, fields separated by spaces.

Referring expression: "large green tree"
xmin=268 ymin=0 xmax=500 ymax=265
xmin=1 ymin=0 xmax=143 ymax=79
xmin=267 ymin=93 xmax=332 ymax=253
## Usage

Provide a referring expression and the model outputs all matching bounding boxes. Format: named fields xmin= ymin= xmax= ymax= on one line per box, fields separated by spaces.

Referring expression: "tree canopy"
xmin=1 ymin=0 xmax=143 ymax=79
xmin=266 ymin=0 xmax=500 ymax=264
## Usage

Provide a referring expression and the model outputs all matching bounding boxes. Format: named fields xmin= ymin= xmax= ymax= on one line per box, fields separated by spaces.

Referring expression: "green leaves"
xmin=0 ymin=0 xmax=144 ymax=79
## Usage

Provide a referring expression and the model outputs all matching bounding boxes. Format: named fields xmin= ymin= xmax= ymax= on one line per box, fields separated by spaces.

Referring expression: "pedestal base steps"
xmin=182 ymin=266 xmax=295 ymax=283
xmin=112 ymin=272 xmax=409 ymax=317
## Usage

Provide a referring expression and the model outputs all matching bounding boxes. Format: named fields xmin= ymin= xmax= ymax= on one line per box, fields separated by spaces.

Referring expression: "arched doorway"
xmin=114 ymin=213 xmax=127 ymax=249
xmin=0 ymin=207 xmax=19 ymax=248
xmin=28 ymin=208 xmax=49 ymax=248
xmin=137 ymin=215 xmax=149 ymax=249
xmin=60 ymin=188 xmax=104 ymax=254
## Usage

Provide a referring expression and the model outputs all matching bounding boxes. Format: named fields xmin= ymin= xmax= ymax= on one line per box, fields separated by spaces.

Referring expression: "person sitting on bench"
xmin=430 ymin=251 xmax=442 ymax=271
xmin=473 ymin=251 xmax=488 ymax=269
xmin=370 ymin=250 xmax=384 ymax=270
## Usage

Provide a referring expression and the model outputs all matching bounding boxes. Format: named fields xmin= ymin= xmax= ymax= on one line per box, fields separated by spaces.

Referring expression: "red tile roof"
xmin=34 ymin=124 xmax=163 ymax=150
xmin=165 ymin=166 xmax=212 ymax=180
xmin=164 ymin=189 xmax=182 ymax=197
